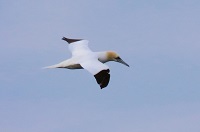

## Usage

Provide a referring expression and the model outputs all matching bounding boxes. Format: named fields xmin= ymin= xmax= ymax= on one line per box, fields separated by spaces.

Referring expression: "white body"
xmin=44 ymin=37 xmax=129 ymax=89
xmin=45 ymin=40 xmax=109 ymax=75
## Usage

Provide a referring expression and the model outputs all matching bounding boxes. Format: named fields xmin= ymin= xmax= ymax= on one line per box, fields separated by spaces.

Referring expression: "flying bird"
xmin=45 ymin=37 xmax=129 ymax=89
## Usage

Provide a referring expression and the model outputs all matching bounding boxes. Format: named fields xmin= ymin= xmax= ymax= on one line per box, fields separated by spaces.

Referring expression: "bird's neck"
xmin=97 ymin=51 xmax=111 ymax=63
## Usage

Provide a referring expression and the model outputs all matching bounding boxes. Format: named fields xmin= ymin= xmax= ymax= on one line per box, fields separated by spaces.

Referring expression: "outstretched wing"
xmin=62 ymin=37 xmax=92 ymax=56
xmin=80 ymin=59 xmax=110 ymax=89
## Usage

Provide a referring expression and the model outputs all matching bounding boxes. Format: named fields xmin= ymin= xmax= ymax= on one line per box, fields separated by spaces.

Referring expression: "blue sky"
xmin=1 ymin=0 xmax=200 ymax=132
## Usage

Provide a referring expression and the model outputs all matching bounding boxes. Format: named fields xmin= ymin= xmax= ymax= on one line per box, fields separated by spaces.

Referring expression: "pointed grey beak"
xmin=116 ymin=57 xmax=129 ymax=67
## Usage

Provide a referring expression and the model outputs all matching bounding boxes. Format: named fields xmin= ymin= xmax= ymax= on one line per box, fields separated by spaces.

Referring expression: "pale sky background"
xmin=1 ymin=0 xmax=200 ymax=132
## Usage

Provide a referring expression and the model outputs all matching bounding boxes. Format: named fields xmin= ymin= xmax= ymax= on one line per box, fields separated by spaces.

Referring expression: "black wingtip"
xmin=94 ymin=69 xmax=110 ymax=89
xmin=62 ymin=37 xmax=82 ymax=44
xmin=100 ymin=74 xmax=110 ymax=89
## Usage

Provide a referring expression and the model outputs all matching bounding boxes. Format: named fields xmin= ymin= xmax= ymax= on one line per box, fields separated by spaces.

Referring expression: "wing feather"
xmin=80 ymin=59 xmax=109 ymax=75
xmin=80 ymin=59 xmax=110 ymax=89
xmin=68 ymin=40 xmax=92 ymax=56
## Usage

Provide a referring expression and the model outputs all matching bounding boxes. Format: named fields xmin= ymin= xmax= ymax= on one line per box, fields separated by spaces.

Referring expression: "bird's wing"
xmin=68 ymin=40 xmax=92 ymax=56
xmin=80 ymin=59 xmax=110 ymax=89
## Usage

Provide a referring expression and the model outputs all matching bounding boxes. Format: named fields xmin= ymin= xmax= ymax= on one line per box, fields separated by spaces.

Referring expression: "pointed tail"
xmin=43 ymin=64 xmax=60 ymax=69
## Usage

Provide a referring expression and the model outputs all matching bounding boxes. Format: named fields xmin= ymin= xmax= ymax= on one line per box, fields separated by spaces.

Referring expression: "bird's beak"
xmin=116 ymin=57 xmax=129 ymax=67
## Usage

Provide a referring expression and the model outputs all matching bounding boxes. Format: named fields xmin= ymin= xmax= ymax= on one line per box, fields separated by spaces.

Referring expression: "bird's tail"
xmin=43 ymin=64 xmax=60 ymax=69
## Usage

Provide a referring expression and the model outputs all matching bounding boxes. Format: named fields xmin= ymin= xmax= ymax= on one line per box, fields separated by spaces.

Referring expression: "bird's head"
xmin=107 ymin=51 xmax=129 ymax=67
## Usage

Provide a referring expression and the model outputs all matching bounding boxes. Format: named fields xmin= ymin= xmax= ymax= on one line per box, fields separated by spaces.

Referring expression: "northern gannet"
xmin=45 ymin=37 xmax=129 ymax=89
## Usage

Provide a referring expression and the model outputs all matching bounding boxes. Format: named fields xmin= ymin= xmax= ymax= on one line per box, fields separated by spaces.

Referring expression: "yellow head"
xmin=106 ymin=51 xmax=129 ymax=67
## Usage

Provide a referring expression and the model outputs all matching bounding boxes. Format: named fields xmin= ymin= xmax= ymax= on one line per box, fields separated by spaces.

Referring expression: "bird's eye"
xmin=115 ymin=57 xmax=121 ymax=60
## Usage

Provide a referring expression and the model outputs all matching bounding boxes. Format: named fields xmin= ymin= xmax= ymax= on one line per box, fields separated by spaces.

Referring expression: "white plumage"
xmin=44 ymin=37 xmax=129 ymax=89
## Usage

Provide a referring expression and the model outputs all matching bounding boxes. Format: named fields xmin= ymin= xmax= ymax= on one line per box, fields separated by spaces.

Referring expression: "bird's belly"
xmin=64 ymin=64 xmax=83 ymax=69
